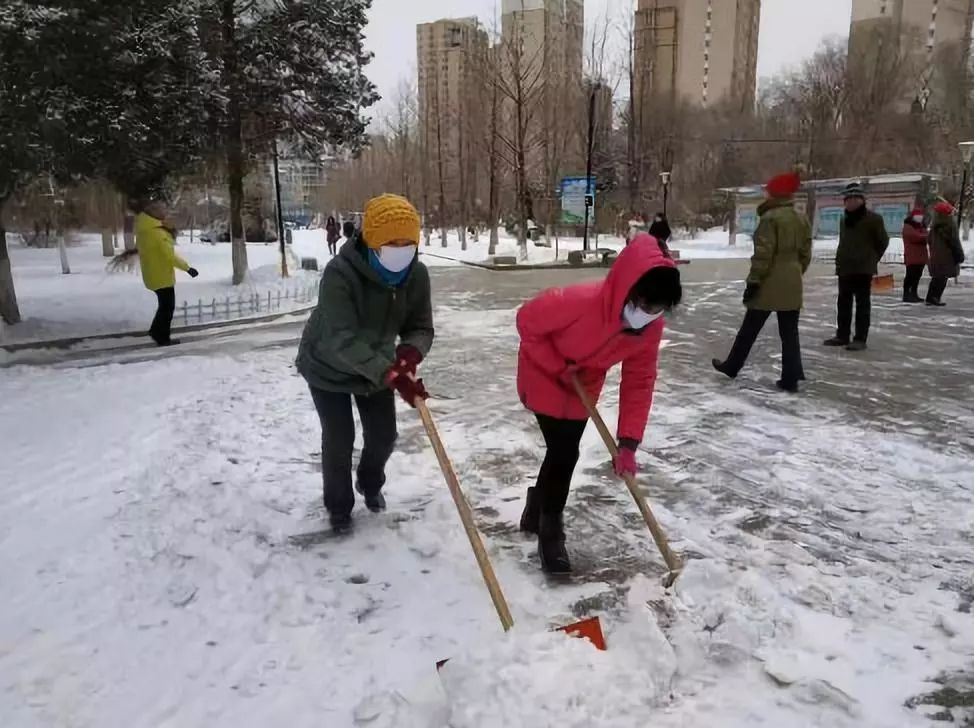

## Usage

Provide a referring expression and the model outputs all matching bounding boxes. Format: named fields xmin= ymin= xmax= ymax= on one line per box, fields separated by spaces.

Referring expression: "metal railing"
xmin=175 ymin=281 xmax=318 ymax=327
xmin=812 ymin=251 xmax=906 ymax=265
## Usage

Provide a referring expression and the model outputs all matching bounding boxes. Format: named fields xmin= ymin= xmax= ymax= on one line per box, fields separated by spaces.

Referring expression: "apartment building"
xmin=848 ymin=0 xmax=974 ymax=106
xmin=634 ymin=0 xmax=761 ymax=111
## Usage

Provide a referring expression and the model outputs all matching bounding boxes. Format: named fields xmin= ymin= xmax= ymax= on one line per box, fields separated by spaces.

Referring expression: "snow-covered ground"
xmin=2 ymin=260 xmax=972 ymax=726
xmin=2 ymin=230 xmax=334 ymax=344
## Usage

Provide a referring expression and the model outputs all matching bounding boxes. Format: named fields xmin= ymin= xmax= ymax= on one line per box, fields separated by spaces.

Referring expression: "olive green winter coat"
xmin=746 ymin=198 xmax=813 ymax=311
xmin=296 ymin=238 xmax=434 ymax=395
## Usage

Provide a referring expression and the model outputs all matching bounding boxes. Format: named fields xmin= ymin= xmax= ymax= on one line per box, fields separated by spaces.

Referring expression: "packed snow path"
xmin=1 ymin=260 xmax=972 ymax=726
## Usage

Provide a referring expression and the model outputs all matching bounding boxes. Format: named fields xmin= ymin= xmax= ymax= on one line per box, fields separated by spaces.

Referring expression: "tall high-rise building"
xmin=634 ymin=0 xmax=761 ymax=111
xmin=500 ymin=0 xmax=584 ymax=81
xmin=416 ymin=18 xmax=488 ymax=143
xmin=416 ymin=18 xmax=489 ymax=219
xmin=848 ymin=0 xmax=974 ymax=106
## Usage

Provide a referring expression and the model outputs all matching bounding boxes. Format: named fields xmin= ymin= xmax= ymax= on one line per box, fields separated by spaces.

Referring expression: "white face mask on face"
xmin=378 ymin=244 xmax=416 ymax=272
xmin=623 ymin=302 xmax=663 ymax=329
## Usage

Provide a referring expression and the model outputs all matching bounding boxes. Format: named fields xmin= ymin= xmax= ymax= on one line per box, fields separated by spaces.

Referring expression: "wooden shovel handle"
xmin=572 ymin=376 xmax=682 ymax=578
xmin=414 ymin=397 xmax=515 ymax=632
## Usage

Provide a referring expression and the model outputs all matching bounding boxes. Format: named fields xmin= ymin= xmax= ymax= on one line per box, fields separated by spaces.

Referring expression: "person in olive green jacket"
xmin=135 ymin=199 xmax=198 ymax=346
xmin=713 ymin=172 xmax=812 ymax=392
xmin=824 ymin=182 xmax=889 ymax=351
xmin=296 ymin=193 xmax=434 ymax=533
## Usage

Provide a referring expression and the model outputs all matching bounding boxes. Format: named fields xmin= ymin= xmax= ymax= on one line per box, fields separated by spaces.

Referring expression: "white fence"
xmin=813 ymin=252 xmax=907 ymax=265
xmin=175 ymin=281 xmax=318 ymax=327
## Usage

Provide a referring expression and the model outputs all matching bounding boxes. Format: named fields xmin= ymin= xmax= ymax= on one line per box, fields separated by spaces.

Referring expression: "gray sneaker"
xmin=846 ymin=340 xmax=867 ymax=352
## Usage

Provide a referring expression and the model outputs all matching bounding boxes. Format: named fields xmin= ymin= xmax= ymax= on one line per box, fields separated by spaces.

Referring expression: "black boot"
xmin=711 ymin=358 xmax=736 ymax=379
xmin=538 ymin=512 xmax=571 ymax=574
xmin=355 ymin=482 xmax=386 ymax=513
xmin=329 ymin=511 xmax=353 ymax=534
xmin=519 ymin=486 xmax=541 ymax=534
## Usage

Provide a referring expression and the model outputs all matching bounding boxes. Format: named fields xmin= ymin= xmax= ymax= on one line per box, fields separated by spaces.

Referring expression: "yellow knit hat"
xmin=362 ymin=194 xmax=421 ymax=249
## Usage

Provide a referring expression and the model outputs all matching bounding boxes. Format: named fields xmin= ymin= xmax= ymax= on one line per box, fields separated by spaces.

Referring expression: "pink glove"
xmin=613 ymin=447 xmax=638 ymax=478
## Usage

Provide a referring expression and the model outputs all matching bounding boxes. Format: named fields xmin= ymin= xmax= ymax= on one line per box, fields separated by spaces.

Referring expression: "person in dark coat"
xmin=901 ymin=208 xmax=928 ymax=303
xmin=925 ymin=201 xmax=966 ymax=306
xmin=297 ymin=194 xmax=434 ymax=533
xmin=712 ymin=172 xmax=812 ymax=392
xmin=342 ymin=220 xmax=356 ymax=240
xmin=648 ymin=213 xmax=673 ymax=259
xmin=824 ymin=182 xmax=889 ymax=351
xmin=325 ymin=216 xmax=340 ymax=256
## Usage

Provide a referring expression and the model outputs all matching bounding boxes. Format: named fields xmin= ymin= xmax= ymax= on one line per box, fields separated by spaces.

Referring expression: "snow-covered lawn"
xmin=2 ymin=262 xmax=972 ymax=726
xmin=3 ymin=230 xmax=333 ymax=344
xmin=417 ymin=228 xmax=922 ymax=266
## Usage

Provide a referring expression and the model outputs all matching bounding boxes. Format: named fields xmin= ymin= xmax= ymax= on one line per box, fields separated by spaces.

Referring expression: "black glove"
xmin=742 ymin=283 xmax=760 ymax=304
xmin=187 ymin=268 xmax=199 ymax=278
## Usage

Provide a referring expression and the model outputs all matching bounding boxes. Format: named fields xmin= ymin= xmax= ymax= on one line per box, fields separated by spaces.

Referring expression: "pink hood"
xmin=515 ymin=235 xmax=675 ymax=441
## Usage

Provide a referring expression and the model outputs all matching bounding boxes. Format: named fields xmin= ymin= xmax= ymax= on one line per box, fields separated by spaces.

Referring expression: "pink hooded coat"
xmin=516 ymin=234 xmax=676 ymax=442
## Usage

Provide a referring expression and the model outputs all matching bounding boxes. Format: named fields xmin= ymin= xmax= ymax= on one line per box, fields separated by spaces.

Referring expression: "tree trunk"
xmin=0 ymin=213 xmax=22 ymax=325
xmin=57 ymin=234 xmax=71 ymax=274
xmin=123 ymin=205 xmax=136 ymax=251
xmin=222 ymin=0 xmax=248 ymax=285
xmin=101 ymin=229 xmax=114 ymax=257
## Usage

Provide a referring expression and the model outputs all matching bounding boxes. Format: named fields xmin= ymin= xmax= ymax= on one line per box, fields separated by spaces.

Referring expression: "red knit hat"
xmin=933 ymin=201 xmax=955 ymax=215
xmin=766 ymin=172 xmax=801 ymax=198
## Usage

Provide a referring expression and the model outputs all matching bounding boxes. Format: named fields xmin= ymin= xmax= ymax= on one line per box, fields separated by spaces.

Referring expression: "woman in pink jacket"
xmin=515 ymin=234 xmax=682 ymax=573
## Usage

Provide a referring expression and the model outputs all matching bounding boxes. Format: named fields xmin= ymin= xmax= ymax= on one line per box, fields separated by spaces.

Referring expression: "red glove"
xmin=385 ymin=369 xmax=429 ymax=408
xmin=613 ymin=446 xmax=638 ymax=478
xmin=394 ymin=344 xmax=423 ymax=375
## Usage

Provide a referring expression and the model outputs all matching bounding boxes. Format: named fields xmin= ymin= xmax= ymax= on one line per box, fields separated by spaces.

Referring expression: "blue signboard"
xmin=560 ymin=176 xmax=596 ymax=225
xmin=736 ymin=206 xmax=759 ymax=236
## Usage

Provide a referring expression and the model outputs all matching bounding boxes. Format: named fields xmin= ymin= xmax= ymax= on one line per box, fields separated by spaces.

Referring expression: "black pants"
xmin=310 ymin=387 xmax=398 ymax=516
xmin=149 ymin=287 xmax=176 ymax=344
xmin=534 ymin=414 xmax=587 ymax=515
xmin=836 ymin=274 xmax=873 ymax=343
xmin=927 ymin=276 xmax=949 ymax=302
xmin=722 ymin=309 xmax=804 ymax=385
xmin=328 ymin=240 xmax=337 ymax=255
xmin=903 ymin=265 xmax=924 ymax=299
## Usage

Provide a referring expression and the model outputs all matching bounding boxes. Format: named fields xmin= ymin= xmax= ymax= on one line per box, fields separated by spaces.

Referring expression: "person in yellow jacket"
xmin=135 ymin=200 xmax=198 ymax=346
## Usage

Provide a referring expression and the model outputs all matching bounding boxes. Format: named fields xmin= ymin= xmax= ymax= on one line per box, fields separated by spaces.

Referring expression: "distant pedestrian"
xmin=824 ymin=182 xmax=889 ymax=351
xmin=925 ymin=201 xmax=966 ymax=307
xmin=132 ymin=199 xmax=198 ymax=347
xmin=296 ymin=194 xmax=434 ymax=534
xmin=901 ymin=208 xmax=928 ymax=303
xmin=326 ymin=215 xmax=340 ymax=256
xmin=648 ymin=212 xmax=673 ymax=258
xmin=712 ymin=172 xmax=812 ymax=392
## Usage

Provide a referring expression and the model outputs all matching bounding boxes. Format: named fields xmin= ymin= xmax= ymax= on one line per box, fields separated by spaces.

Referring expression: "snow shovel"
xmin=572 ymin=375 xmax=683 ymax=587
xmin=413 ymin=395 xmax=607 ymax=652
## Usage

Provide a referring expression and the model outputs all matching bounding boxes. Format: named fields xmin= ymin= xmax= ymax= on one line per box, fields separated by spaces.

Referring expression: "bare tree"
xmin=493 ymin=20 xmax=546 ymax=260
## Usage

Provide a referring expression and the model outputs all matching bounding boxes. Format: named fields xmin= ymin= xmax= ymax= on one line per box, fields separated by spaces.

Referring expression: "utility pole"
xmin=583 ymin=82 xmax=597 ymax=252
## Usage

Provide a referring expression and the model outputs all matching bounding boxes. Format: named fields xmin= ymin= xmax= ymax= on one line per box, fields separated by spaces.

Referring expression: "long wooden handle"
xmin=572 ymin=376 xmax=682 ymax=578
xmin=415 ymin=398 xmax=515 ymax=631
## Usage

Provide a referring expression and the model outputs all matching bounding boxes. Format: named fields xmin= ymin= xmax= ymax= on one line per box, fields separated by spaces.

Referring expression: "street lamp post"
xmin=958 ymin=141 xmax=974 ymax=241
xmin=660 ymin=171 xmax=672 ymax=217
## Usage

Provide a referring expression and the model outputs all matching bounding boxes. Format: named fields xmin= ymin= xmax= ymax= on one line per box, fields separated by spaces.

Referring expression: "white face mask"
xmin=623 ymin=302 xmax=663 ymax=329
xmin=377 ymin=244 xmax=416 ymax=272
xmin=912 ymin=215 xmax=924 ymax=224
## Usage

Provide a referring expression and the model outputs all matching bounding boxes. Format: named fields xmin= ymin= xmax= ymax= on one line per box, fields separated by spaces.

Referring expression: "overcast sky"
xmin=363 ymin=0 xmax=853 ymax=117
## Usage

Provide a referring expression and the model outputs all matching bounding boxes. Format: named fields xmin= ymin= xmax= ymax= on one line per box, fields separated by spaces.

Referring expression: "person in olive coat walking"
xmin=712 ymin=172 xmax=812 ymax=392
xmin=926 ymin=201 xmax=966 ymax=306
xmin=297 ymin=194 xmax=434 ymax=533
xmin=824 ymin=182 xmax=889 ymax=351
